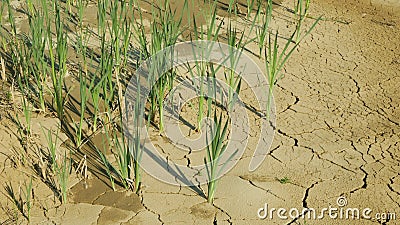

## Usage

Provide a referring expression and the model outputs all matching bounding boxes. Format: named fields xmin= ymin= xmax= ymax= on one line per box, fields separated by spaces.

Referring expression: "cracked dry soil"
xmin=0 ymin=0 xmax=399 ymax=224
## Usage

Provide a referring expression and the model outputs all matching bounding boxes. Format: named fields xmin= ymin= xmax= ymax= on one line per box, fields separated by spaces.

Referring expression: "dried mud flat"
xmin=0 ymin=0 xmax=400 ymax=224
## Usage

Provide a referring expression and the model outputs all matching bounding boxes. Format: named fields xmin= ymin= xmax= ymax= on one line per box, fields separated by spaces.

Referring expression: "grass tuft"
xmin=205 ymin=111 xmax=237 ymax=204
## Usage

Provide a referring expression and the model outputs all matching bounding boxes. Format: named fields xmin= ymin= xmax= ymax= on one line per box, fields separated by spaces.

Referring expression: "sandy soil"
xmin=0 ymin=0 xmax=399 ymax=224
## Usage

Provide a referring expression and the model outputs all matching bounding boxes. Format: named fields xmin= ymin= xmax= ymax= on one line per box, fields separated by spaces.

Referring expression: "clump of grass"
xmin=97 ymin=76 xmax=145 ymax=193
xmin=191 ymin=3 xmax=223 ymax=131
xmin=27 ymin=0 xmax=48 ymax=112
xmin=96 ymin=144 xmax=117 ymax=191
xmin=48 ymin=1 xmax=68 ymax=121
xmin=42 ymin=126 xmax=59 ymax=174
xmin=205 ymin=112 xmax=236 ymax=204
xmin=130 ymin=84 xmax=145 ymax=194
xmin=5 ymin=0 xmax=17 ymax=40
xmin=102 ymin=123 xmax=134 ymax=190
xmin=227 ymin=0 xmax=238 ymax=15
xmin=4 ymin=177 xmax=33 ymax=222
xmin=56 ymin=150 xmax=71 ymax=204
xmin=225 ymin=22 xmax=244 ymax=111
xmin=42 ymin=125 xmax=70 ymax=203
xmin=5 ymin=0 xmax=32 ymax=114
xmin=75 ymin=0 xmax=91 ymax=73
xmin=145 ymin=0 xmax=185 ymax=132
xmin=113 ymin=132 xmax=133 ymax=189
xmin=22 ymin=177 xmax=33 ymax=222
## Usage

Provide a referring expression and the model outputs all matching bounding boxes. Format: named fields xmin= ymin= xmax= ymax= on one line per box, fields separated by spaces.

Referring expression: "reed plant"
xmin=56 ymin=150 xmax=70 ymax=204
xmin=131 ymin=7 xmax=149 ymax=60
xmin=76 ymin=0 xmax=91 ymax=73
xmin=22 ymin=177 xmax=33 ymax=222
xmin=109 ymin=0 xmax=133 ymax=117
xmin=144 ymin=0 xmax=185 ymax=132
xmin=225 ymin=22 xmax=244 ymax=111
xmin=131 ymin=0 xmax=184 ymax=133
xmin=97 ymin=76 xmax=144 ymax=193
xmin=42 ymin=125 xmax=70 ymax=203
xmin=103 ymin=122 xmax=133 ymax=190
xmin=96 ymin=0 xmax=115 ymax=121
xmin=205 ymin=112 xmax=236 ymax=204
xmin=264 ymin=17 xmax=321 ymax=118
xmin=6 ymin=0 xmax=28 ymax=85
xmin=27 ymin=0 xmax=48 ymax=112
xmin=191 ymin=2 xmax=223 ymax=130
xmin=130 ymin=77 xmax=145 ymax=193
xmin=5 ymin=0 xmax=17 ymax=39
xmin=47 ymin=1 xmax=68 ymax=121
xmin=113 ymin=132 xmax=132 ymax=189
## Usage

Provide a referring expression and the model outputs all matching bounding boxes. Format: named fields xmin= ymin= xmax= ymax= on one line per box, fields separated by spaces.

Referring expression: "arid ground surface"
xmin=0 ymin=0 xmax=399 ymax=224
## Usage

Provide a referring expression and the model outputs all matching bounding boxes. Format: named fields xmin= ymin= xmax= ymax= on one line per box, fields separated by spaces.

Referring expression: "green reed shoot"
xmin=93 ymin=0 xmax=110 ymax=128
xmin=96 ymin=0 xmax=115 ymax=115
xmin=22 ymin=177 xmax=33 ymax=222
xmin=26 ymin=0 xmax=35 ymax=16
xmin=42 ymin=126 xmax=59 ymax=174
xmin=47 ymin=1 xmax=68 ymax=121
xmin=27 ymin=0 xmax=48 ymax=112
xmin=264 ymin=16 xmax=321 ymax=118
xmin=227 ymin=0 xmax=237 ymax=15
xmin=6 ymin=0 xmax=28 ymax=83
xmin=113 ymin=132 xmax=132 ymax=189
xmin=42 ymin=124 xmax=70 ymax=203
xmin=109 ymin=0 xmax=132 ymax=115
xmin=131 ymin=77 xmax=145 ymax=193
xmin=56 ymin=150 xmax=70 ymax=204
xmin=146 ymin=0 xmax=185 ymax=132
xmin=225 ymin=22 xmax=244 ymax=111
xmin=191 ymin=2 xmax=223 ymax=130
xmin=131 ymin=5 xmax=150 ymax=60
xmin=102 ymin=122 xmax=133 ymax=190
xmin=205 ymin=112 xmax=231 ymax=204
